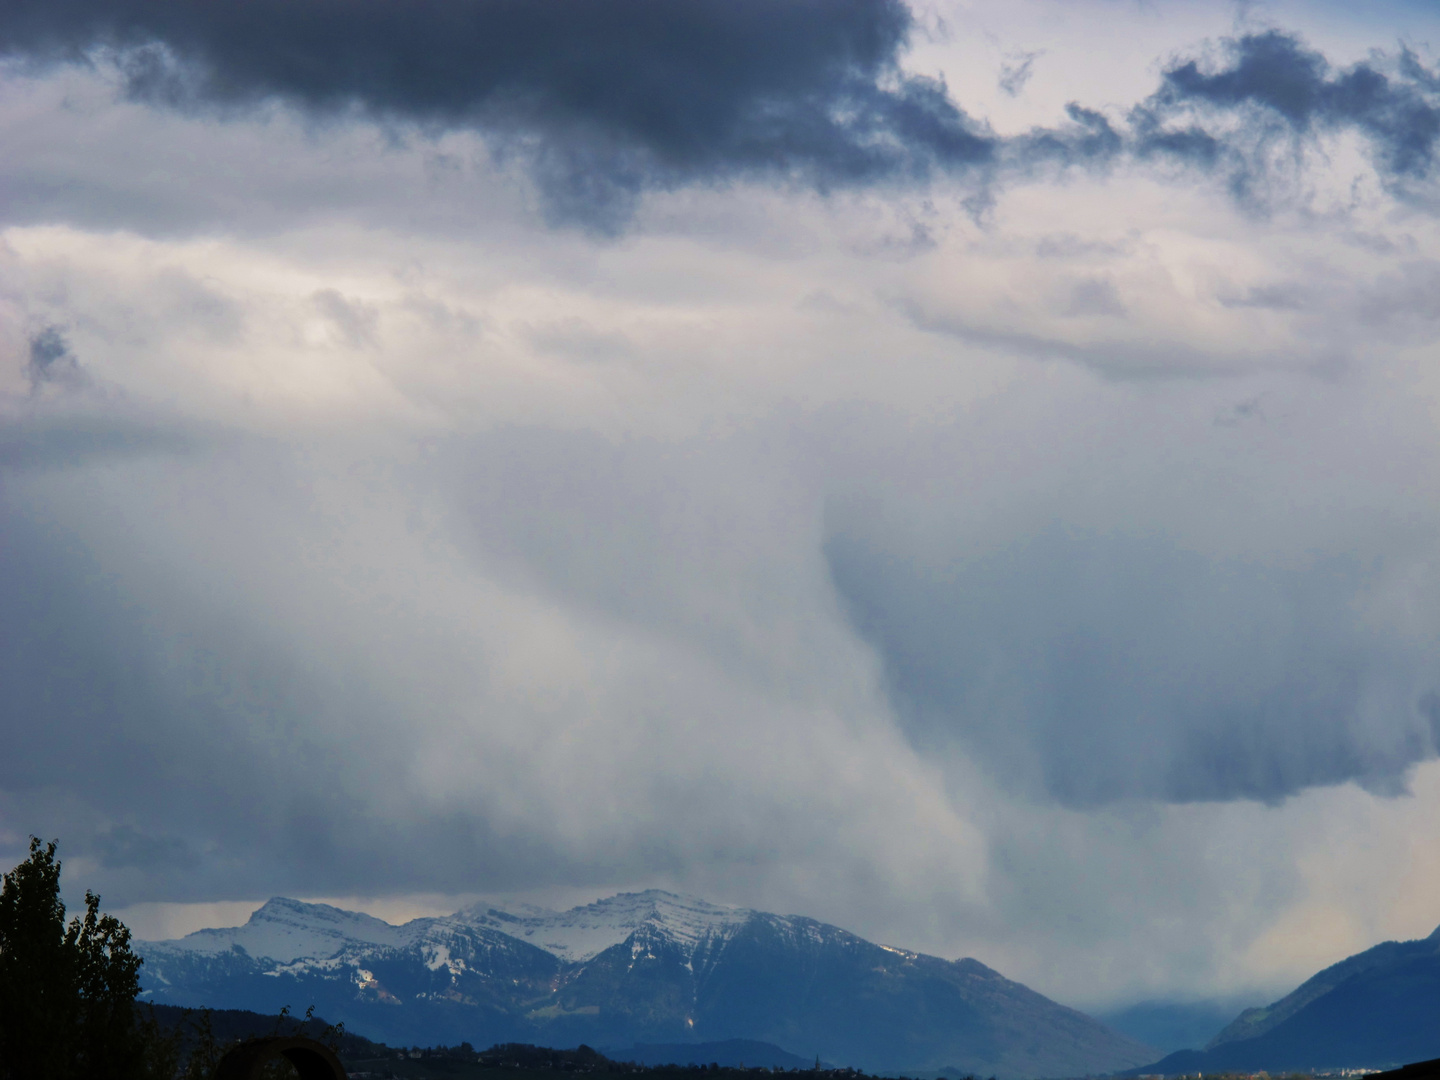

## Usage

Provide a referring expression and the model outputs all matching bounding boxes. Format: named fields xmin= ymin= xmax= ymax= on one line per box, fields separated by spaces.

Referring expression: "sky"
xmin=4 ymin=0 xmax=1440 ymax=1015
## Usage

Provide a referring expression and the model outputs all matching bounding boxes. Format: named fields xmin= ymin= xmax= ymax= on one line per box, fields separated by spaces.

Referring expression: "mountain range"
xmin=135 ymin=890 xmax=1155 ymax=1078
xmin=1133 ymin=923 xmax=1440 ymax=1074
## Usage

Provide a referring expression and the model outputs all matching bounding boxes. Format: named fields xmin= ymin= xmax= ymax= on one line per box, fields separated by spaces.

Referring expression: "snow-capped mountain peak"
xmin=461 ymin=889 xmax=754 ymax=963
xmin=152 ymin=896 xmax=419 ymax=963
xmin=142 ymin=890 xmax=755 ymax=967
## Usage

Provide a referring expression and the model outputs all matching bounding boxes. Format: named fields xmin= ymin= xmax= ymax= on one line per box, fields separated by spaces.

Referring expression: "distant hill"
xmin=136 ymin=890 xmax=1154 ymax=1078
xmin=1132 ymin=924 xmax=1440 ymax=1074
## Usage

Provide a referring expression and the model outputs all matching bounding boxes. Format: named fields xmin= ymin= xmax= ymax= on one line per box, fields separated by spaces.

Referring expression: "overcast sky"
xmin=5 ymin=0 xmax=1440 ymax=1014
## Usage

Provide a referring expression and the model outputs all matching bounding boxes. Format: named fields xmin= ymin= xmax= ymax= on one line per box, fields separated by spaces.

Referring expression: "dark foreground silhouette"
xmin=1367 ymin=1059 xmax=1440 ymax=1080
xmin=215 ymin=1036 xmax=346 ymax=1080
xmin=157 ymin=1013 xmax=939 ymax=1080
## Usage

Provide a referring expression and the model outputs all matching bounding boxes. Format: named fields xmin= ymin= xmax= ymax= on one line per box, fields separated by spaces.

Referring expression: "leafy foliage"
xmin=0 ymin=838 xmax=76 ymax=1079
xmin=0 ymin=837 xmax=160 ymax=1078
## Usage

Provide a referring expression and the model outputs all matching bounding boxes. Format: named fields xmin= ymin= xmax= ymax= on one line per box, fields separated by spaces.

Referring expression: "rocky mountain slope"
xmin=1134 ymin=924 xmax=1440 ymax=1074
xmin=137 ymin=890 xmax=1153 ymax=1078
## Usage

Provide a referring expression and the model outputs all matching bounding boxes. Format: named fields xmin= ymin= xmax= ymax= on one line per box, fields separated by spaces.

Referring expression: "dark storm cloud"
xmin=984 ymin=30 xmax=1440 ymax=203
xmin=0 ymin=0 xmax=994 ymax=228
xmin=998 ymin=30 xmax=1440 ymax=206
xmin=1008 ymin=103 xmax=1124 ymax=174
xmin=26 ymin=327 xmax=85 ymax=391
xmin=4 ymin=5 xmax=1440 ymax=228
xmin=1134 ymin=31 xmax=1440 ymax=198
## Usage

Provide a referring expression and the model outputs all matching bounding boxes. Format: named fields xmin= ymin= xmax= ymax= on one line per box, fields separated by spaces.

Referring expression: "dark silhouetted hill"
xmin=1132 ymin=924 xmax=1440 ymax=1074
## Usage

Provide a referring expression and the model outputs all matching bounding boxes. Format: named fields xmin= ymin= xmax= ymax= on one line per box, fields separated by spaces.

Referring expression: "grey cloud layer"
xmin=829 ymin=522 xmax=1440 ymax=806
xmin=0 ymin=412 xmax=911 ymax=905
xmin=6 ymin=379 xmax=1439 ymax=894
xmin=7 ymin=2 xmax=1440 ymax=1003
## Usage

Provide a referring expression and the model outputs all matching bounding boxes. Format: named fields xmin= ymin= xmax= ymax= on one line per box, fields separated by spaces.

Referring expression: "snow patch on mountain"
xmin=461 ymin=890 xmax=754 ymax=963
xmin=423 ymin=942 xmax=469 ymax=977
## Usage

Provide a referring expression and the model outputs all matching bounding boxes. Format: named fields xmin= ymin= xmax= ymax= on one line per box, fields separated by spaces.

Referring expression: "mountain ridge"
xmin=1131 ymin=923 xmax=1440 ymax=1075
xmin=1203 ymin=925 xmax=1440 ymax=1051
xmin=136 ymin=890 xmax=1154 ymax=1078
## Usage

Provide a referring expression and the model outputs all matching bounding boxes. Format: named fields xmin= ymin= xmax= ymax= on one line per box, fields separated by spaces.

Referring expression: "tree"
xmin=0 ymin=837 xmax=157 ymax=1080
xmin=0 ymin=838 xmax=77 ymax=1080
xmin=69 ymin=885 xmax=149 ymax=1076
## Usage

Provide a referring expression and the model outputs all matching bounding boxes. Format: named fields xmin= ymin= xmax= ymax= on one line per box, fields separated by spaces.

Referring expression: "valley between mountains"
xmin=136 ymin=890 xmax=1154 ymax=1079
